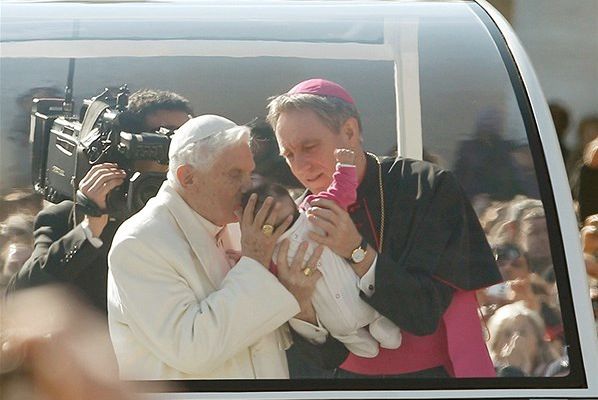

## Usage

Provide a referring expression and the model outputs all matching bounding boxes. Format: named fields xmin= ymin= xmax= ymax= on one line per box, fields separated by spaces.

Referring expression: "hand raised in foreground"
xmin=0 ymin=286 xmax=154 ymax=400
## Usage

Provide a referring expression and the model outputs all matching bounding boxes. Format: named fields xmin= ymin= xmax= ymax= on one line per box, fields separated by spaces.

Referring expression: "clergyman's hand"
xmin=238 ymin=194 xmax=292 ymax=267
xmin=306 ymin=198 xmax=378 ymax=277
xmin=306 ymin=198 xmax=361 ymax=259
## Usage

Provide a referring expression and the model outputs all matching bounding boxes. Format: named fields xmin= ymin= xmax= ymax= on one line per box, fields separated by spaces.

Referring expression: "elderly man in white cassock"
xmin=107 ymin=115 xmax=322 ymax=379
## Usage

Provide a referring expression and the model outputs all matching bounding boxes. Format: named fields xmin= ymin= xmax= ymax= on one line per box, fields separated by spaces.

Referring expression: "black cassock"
xmin=290 ymin=153 xmax=502 ymax=373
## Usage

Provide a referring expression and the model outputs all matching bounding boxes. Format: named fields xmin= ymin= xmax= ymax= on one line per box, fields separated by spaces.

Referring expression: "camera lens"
xmin=131 ymin=177 xmax=162 ymax=211
xmin=106 ymin=185 xmax=127 ymax=215
xmin=127 ymin=173 xmax=166 ymax=215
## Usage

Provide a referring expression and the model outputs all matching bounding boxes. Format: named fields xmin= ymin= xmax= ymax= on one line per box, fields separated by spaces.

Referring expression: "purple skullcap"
xmin=288 ymin=78 xmax=355 ymax=105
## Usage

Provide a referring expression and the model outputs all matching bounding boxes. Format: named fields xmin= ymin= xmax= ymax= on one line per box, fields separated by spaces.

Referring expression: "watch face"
xmin=352 ymin=248 xmax=366 ymax=263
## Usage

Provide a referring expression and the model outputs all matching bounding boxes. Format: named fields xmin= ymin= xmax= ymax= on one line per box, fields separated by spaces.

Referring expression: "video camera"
xmin=30 ymin=85 xmax=171 ymax=219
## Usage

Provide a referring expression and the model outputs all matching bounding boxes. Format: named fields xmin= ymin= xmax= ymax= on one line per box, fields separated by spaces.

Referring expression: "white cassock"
xmin=107 ymin=181 xmax=299 ymax=379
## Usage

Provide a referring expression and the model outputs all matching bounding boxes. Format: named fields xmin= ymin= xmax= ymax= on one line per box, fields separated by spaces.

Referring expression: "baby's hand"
xmin=335 ymin=148 xmax=355 ymax=165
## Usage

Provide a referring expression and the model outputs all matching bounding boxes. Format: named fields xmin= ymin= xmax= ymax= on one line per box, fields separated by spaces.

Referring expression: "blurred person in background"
xmin=578 ymin=136 xmax=598 ymax=222
xmin=479 ymin=243 xmax=532 ymax=313
xmin=568 ymin=115 xmax=598 ymax=202
xmin=581 ymin=214 xmax=598 ymax=280
xmin=453 ymin=107 xmax=523 ymax=202
xmin=581 ymin=214 xmax=598 ymax=334
xmin=482 ymin=197 xmax=565 ymax=352
xmin=548 ymin=101 xmax=570 ymax=164
xmin=479 ymin=242 xmax=557 ymax=322
xmin=575 ymin=124 xmax=598 ymax=334
xmin=6 ymin=89 xmax=192 ymax=314
xmin=492 ymin=199 xmax=554 ymax=282
xmin=478 ymin=198 xmax=513 ymax=236
xmin=0 ymin=213 xmax=35 ymax=291
xmin=509 ymin=143 xmax=541 ymax=200
xmin=0 ymin=213 xmax=34 ymax=250
xmin=0 ymin=189 xmax=43 ymax=223
xmin=518 ymin=207 xmax=553 ymax=282
xmin=1 ymin=243 xmax=33 ymax=290
xmin=487 ymin=301 xmax=567 ymax=377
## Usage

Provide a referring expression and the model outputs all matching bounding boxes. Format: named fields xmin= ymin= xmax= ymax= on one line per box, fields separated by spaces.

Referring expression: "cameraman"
xmin=7 ymin=89 xmax=192 ymax=314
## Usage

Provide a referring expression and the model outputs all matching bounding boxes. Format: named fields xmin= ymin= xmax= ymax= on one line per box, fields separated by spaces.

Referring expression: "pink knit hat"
xmin=288 ymin=78 xmax=355 ymax=105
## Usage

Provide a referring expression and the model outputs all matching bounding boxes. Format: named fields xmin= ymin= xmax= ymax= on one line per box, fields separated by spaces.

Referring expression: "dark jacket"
xmin=290 ymin=154 xmax=501 ymax=371
xmin=8 ymin=201 xmax=120 ymax=313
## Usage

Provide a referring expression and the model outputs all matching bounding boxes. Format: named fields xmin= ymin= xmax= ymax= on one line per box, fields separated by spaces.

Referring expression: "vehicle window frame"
xmin=1 ymin=1 xmax=595 ymax=397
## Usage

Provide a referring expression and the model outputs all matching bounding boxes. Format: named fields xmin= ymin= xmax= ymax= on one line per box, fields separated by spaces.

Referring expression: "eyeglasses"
xmin=493 ymin=244 xmax=523 ymax=266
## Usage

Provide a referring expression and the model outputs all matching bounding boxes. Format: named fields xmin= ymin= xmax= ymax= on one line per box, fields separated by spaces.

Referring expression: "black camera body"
xmin=30 ymin=86 xmax=170 ymax=219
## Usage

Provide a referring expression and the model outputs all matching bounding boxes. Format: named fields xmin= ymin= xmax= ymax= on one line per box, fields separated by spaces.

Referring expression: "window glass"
xmin=0 ymin=0 xmax=583 ymax=394
xmin=418 ymin=4 xmax=571 ymax=381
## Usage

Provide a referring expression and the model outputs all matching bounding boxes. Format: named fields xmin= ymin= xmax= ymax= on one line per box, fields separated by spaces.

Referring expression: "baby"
xmin=241 ymin=149 xmax=401 ymax=358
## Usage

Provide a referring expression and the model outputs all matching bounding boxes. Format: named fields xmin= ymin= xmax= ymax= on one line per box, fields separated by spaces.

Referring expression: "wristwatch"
xmin=347 ymin=237 xmax=368 ymax=264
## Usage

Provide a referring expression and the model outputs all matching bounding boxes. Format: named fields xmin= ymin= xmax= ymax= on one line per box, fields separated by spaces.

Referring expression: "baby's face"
xmin=274 ymin=196 xmax=298 ymax=228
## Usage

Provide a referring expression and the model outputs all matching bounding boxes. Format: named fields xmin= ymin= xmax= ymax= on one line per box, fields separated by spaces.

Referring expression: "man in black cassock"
xmin=267 ymin=79 xmax=502 ymax=378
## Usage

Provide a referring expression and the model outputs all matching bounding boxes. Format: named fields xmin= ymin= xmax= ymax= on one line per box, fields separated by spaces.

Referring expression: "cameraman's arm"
xmin=9 ymin=202 xmax=105 ymax=289
xmin=9 ymin=164 xmax=125 ymax=290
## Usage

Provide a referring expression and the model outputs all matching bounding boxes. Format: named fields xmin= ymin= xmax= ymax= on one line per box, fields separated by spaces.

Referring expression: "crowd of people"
xmin=475 ymin=196 xmax=569 ymax=376
xmin=0 ymin=191 xmax=41 ymax=290
xmin=0 ymin=80 xmax=595 ymax=398
xmin=550 ymin=102 xmax=598 ymax=326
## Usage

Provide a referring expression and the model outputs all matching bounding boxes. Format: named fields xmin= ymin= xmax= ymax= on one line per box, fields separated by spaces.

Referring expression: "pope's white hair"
xmin=167 ymin=126 xmax=249 ymax=189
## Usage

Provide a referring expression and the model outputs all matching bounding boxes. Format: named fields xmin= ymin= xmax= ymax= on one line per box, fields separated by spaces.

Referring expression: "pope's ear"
xmin=176 ymin=165 xmax=195 ymax=188
xmin=340 ymin=117 xmax=361 ymax=145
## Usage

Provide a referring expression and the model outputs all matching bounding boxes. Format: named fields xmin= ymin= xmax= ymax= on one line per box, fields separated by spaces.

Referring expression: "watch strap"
xmin=346 ymin=237 xmax=368 ymax=263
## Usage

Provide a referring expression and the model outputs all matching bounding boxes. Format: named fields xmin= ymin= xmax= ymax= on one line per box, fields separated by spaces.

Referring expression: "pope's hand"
xmin=238 ymin=194 xmax=292 ymax=268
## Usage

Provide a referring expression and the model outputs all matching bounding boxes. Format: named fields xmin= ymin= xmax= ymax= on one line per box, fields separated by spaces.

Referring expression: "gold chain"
xmin=366 ymin=152 xmax=385 ymax=252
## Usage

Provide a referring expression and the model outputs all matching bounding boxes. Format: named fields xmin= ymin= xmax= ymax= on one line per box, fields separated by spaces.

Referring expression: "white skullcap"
xmin=168 ymin=114 xmax=238 ymax=159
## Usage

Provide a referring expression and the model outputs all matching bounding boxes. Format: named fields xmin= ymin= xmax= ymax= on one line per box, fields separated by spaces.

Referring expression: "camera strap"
xmin=79 ymin=99 xmax=109 ymax=141
xmin=72 ymin=99 xmax=110 ymax=224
